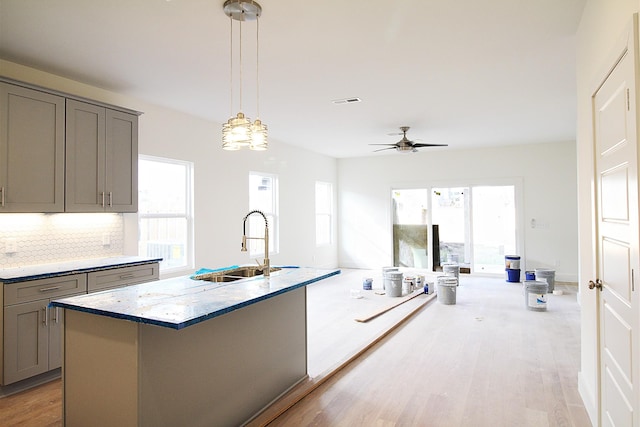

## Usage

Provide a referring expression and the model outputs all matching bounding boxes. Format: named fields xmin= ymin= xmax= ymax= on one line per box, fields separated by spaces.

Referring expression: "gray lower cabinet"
xmin=87 ymin=263 xmax=159 ymax=292
xmin=0 ymin=82 xmax=65 ymax=212
xmin=2 ymin=263 xmax=159 ymax=385
xmin=3 ymin=274 xmax=87 ymax=385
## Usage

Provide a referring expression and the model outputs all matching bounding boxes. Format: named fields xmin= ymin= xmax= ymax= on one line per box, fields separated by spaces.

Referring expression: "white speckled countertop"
xmin=50 ymin=267 xmax=341 ymax=330
xmin=0 ymin=256 xmax=163 ymax=283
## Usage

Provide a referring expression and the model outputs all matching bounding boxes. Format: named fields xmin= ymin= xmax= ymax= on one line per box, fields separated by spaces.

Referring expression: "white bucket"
xmin=524 ymin=280 xmax=548 ymax=311
xmin=442 ymin=263 xmax=460 ymax=282
xmin=437 ymin=276 xmax=458 ymax=304
xmin=535 ymin=269 xmax=555 ymax=292
xmin=384 ymin=271 xmax=403 ymax=297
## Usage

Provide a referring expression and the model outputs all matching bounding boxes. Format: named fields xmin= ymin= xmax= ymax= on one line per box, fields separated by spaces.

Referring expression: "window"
xmin=248 ymin=172 xmax=279 ymax=256
xmin=138 ymin=156 xmax=194 ymax=273
xmin=315 ymin=181 xmax=333 ymax=246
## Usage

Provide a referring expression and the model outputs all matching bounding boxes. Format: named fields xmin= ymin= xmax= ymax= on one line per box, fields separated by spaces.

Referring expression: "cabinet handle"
xmin=101 ymin=191 xmax=105 ymax=207
xmin=39 ymin=286 xmax=62 ymax=292
xmin=119 ymin=274 xmax=135 ymax=280
xmin=42 ymin=307 xmax=48 ymax=327
xmin=53 ymin=307 xmax=59 ymax=324
xmin=109 ymin=191 xmax=113 ymax=207
xmin=0 ymin=186 xmax=4 ymax=207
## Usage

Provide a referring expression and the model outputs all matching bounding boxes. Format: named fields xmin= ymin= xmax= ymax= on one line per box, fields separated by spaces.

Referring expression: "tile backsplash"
xmin=0 ymin=213 xmax=124 ymax=268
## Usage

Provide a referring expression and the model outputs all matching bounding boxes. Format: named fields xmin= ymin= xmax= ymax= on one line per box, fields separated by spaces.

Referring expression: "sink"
xmin=193 ymin=266 xmax=281 ymax=283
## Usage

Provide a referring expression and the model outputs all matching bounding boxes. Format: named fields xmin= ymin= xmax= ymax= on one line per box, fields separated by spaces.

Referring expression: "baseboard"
xmin=0 ymin=368 xmax=61 ymax=398
xmin=578 ymin=371 xmax=597 ymax=427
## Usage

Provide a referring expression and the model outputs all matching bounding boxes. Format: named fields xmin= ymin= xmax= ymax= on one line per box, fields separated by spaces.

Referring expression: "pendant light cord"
xmin=229 ymin=15 xmax=233 ymax=117
xmin=239 ymin=18 xmax=243 ymax=113
xmin=256 ymin=15 xmax=260 ymax=119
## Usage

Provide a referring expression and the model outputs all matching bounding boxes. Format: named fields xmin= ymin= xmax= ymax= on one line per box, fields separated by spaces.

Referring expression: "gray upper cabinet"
xmin=66 ymin=99 xmax=138 ymax=212
xmin=0 ymin=82 xmax=65 ymax=212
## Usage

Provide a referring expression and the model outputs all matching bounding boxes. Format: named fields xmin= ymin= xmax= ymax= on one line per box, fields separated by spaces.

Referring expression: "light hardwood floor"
xmin=0 ymin=270 xmax=590 ymax=427
xmin=266 ymin=271 xmax=591 ymax=427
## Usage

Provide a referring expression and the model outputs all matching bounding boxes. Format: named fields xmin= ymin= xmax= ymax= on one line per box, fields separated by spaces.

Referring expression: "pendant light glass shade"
xmin=222 ymin=0 xmax=267 ymax=151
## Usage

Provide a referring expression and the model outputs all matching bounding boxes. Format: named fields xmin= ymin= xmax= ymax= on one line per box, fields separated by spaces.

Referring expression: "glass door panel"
xmin=431 ymin=187 xmax=469 ymax=268
xmin=392 ymin=189 xmax=429 ymax=268
xmin=471 ymin=186 xmax=516 ymax=274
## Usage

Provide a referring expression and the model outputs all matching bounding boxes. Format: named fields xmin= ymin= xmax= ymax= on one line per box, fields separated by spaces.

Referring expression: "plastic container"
xmin=535 ymin=269 xmax=555 ymax=292
xmin=525 ymin=271 xmax=536 ymax=281
xmin=382 ymin=267 xmax=398 ymax=290
xmin=402 ymin=276 xmax=414 ymax=295
xmin=362 ymin=278 xmax=373 ymax=290
xmin=437 ymin=276 xmax=458 ymax=304
xmin=505 ymin=255 xmax=521 ymax=270
xmin=442 ymin=263 xmax=460 ymax=282
xmin=524 ymin=280 xmax=548 ymax=311
xmin=506 ymin=268 xmax=521 ymax=283
xmin=384 ymin=271 xmax=403 ymax=297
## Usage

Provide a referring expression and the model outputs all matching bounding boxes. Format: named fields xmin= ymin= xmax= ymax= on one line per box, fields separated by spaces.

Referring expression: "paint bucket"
xmin=505 ymin=255 xmax=521 ymax=269
xmin=402 ymin=277 xmax=415 ymax=295
xmin=384 ymin=271 xmax=403 ymax=297
xmin=437 ymin=276 xmax=458 ymax=304
xmin=525 ymin=271 xmax=536 ymax=281
xmin=442 ymin=263 xmax=460 ymax=282
xmin=382 ymin=267 xmax=398 ymax=290
xmin=524 ymin=280 xmax=548 ymax=311
xmin=363 ymin=278 xmax=373 ymax=290
xmin=506 ymin=268 xmax=521 ymax=283
xmin=535 ymin=269 xmax=555 ymax=292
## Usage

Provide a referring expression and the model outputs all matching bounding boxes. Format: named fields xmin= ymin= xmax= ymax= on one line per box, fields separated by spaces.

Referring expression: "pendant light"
xmin=222 ymin=0 xmax=268 ymax=151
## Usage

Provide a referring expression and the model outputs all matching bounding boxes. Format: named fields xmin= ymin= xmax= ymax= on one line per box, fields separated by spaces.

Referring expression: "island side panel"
xmin=138 ymin=286 xmax=308 ymax=427
xmin=63 ymin=309 xmax=140 ymax=427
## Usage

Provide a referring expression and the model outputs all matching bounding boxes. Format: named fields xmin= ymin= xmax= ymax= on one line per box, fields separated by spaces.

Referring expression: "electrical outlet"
xmin=5 ymin=238 xmax=17 ymax=254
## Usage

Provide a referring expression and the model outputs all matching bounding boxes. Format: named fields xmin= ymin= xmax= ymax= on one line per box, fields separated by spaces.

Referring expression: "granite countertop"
xmin=0 ymin=256 xmax=163 ymax=283
xmin=50 ymin=266 xmax=341 ymax=330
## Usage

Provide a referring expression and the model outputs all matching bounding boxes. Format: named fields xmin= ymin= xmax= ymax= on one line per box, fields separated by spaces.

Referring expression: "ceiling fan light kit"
xmin=222 ymin=0 xmax=268 ymax=151
xmin=370 ymin=126 xmax=448 ymax=153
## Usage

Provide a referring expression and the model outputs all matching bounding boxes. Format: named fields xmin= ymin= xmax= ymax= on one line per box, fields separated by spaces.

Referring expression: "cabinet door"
xmin=106 ymin=109 xmax=138 ymax=212
xmin=0 ymin=83 xmax=65 ymax=212
xmin=65 ymin=99 xmax=106 ymax=212
xmin=3 ymin=300 xmax=49 ymax=384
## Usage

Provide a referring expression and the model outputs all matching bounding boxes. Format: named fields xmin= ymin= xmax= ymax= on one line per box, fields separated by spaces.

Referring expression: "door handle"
xmin=588 ymin=279 xmax=603 ymax=291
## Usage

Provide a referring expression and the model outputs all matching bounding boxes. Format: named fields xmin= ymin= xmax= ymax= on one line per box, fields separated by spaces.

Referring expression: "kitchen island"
xmin=51 ymin=266 xmax=340 ymax=427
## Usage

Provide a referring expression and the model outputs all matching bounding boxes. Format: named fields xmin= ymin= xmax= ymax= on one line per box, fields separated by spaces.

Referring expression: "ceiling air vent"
xmin=332 ymin=97 xmax=362 ymax=104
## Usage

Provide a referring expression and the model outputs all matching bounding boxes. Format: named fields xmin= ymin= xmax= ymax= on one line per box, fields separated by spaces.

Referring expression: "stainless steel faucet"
xmin=241 ymin=210 xmax=270 ymax=276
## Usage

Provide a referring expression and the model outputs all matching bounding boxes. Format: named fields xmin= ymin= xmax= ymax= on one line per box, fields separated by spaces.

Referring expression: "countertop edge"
xmin=52 ymin=268 xmax=341 ymax=330
xmin=1 ymin=257 xmax=163 ymax=283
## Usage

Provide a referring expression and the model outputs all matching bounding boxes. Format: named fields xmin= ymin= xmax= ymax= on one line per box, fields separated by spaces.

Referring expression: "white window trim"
xmin=138 ymin=155 xmax=195 ymax=275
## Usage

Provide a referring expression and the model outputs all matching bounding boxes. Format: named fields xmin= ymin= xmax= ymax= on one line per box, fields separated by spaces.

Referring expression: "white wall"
xmin=337 ymin=141 xmax=578 ymax=282
xmin=0 ymin=60 xmax=339 ymax=275
xmin=576 ymin=0 xmax=639 ymax=424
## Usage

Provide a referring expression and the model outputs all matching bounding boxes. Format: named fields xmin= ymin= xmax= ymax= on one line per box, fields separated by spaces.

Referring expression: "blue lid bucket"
xmin=505 ymin=255 xmax=521 ymax=269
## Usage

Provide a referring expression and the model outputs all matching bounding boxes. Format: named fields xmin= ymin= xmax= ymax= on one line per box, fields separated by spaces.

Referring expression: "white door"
xmin=592 ymin=21 xmax=640 ymax=427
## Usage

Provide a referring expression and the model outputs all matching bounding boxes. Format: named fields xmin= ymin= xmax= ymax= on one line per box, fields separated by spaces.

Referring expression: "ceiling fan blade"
xmin=369 ymin=143 xmax=398 ymax=146
xmin=412 ymin=143 xmax=449 ymax=148
xmin=373 ymin=147 xmax=398 ymax=152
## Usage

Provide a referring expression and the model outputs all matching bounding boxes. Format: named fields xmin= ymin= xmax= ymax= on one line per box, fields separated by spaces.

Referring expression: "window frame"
xmin=315 ymin=181 xmax=333 ymax=247
xmin=137 ymin=155 xmax=194 ymax=275
xmin=248 ymin=171 xmax=279 ymax=257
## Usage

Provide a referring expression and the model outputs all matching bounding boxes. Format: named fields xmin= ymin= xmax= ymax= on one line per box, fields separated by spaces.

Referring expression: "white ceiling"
xmin=0 ymin=0 xmax=586 ymax=158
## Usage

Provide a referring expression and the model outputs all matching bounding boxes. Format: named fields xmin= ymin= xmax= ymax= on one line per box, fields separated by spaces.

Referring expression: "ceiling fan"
xmin=370 ymin=126 xmax=448 ymax=153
